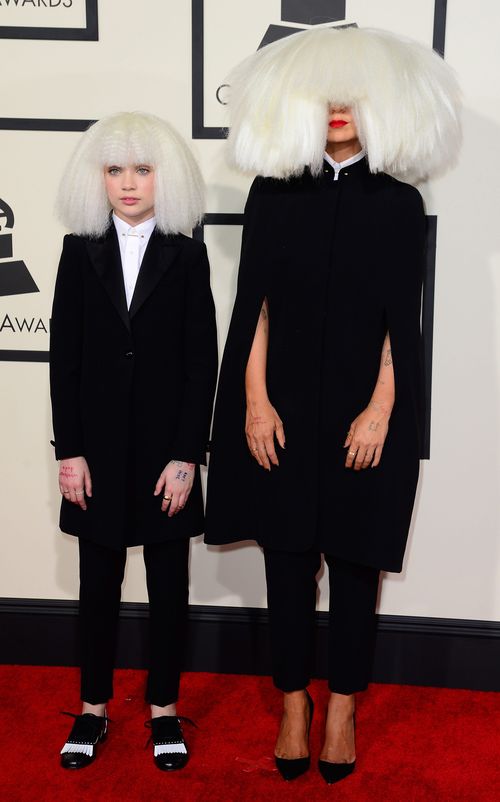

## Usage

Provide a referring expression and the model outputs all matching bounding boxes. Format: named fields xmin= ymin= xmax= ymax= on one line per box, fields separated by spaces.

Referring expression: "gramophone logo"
xmin=0 ymin=198 xmax=39 ymax=297
xmin=258 ymin=0 xmax=347 ymax=48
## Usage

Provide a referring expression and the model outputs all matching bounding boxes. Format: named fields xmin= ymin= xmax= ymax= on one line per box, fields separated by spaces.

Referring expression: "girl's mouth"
xmin=329 ymin=120 xmax=348 ymax=128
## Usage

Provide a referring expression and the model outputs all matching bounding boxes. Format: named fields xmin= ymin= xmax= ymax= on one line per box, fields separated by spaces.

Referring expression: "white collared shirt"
xmin=323 ymin=149 xmax=366 ymax=181
xmin=112 ymin=213 xmax=157 ymax=309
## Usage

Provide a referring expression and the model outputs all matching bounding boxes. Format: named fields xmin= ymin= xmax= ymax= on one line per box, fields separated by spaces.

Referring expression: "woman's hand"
xmin=154 ymin=460 xmax=195 ymax=516
xmin=344 ymin=402 xmax=391 ymax=470
xmin=245 ymin=399 xmax=285 ymax=470
xmin=59 ymin=456 xmax=92 ymax=510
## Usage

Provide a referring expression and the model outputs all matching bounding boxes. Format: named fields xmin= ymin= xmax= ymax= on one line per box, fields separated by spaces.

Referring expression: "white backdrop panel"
xmin=0 ymin=0 xmax=499 ymax=619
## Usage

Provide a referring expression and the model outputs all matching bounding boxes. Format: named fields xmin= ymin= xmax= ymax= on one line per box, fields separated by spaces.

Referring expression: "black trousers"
xmin=263 ymin=548 xmax=380 ymax=695
xmin=78 ymin=537 xmax=189 ymax=707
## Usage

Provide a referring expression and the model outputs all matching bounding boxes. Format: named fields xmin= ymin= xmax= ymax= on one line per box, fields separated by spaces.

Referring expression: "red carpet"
xmin=0 ymin=666 xmax=498 ymax=802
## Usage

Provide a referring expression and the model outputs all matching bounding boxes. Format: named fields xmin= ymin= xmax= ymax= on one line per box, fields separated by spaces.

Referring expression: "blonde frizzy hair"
xmin=56 ymin=111 xmax=205 ymax=237
xmin=226 ymin=26 xmax=461 ymax=182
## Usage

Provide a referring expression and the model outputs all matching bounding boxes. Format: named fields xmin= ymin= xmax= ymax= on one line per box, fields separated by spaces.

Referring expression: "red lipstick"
xmin=329 ymin=120 xmax=348 ymax=128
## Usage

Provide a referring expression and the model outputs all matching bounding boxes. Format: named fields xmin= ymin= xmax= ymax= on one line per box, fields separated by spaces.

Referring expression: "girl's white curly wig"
xmin=227 ymin=26 xmax=461 ymax=182
xmin=57 ymin=111 xmax=205 ymax=237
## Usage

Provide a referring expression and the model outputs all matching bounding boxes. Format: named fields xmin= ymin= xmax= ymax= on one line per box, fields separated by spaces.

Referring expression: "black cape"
xmin=205 ymin=158 xmax=426 ymax=572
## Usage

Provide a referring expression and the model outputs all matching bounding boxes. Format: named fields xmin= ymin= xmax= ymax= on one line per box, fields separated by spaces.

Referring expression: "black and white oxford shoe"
xmin=60 ymin=712 xmax=108 ymax=769
xmin=145 ymin=715 xmax=195 ymax=771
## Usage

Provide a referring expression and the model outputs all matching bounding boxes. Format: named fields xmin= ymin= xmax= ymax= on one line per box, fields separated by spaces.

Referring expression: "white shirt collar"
xmin=112 ymin=213 xmax=157 ymax=310
xmin=112 ymin=212 xmax=156 ymax=238
xmin=323 ymin=148 xmax=366 ymax=178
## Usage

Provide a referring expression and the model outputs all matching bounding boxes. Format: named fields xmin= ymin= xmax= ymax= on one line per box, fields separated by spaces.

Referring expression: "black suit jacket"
xmin=50 ymin=225 xmax=218 ymax=549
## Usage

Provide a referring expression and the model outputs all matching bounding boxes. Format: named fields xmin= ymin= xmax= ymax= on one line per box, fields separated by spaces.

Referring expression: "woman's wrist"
xmin=368 ymin=396 xmax=394 ymax=416
xmin=246 ymin=389 xmax=270 ymax=410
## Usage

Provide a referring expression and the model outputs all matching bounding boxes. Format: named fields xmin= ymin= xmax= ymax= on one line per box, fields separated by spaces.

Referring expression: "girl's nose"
xmin=122 ymin=170 xmax=136 ymax=189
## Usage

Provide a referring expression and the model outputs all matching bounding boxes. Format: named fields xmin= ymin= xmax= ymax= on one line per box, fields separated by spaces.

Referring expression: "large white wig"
xmin=57 ymin=111 xmax=205 ymax=237
xmin=227 ymin=26 xmax=461 ymax=182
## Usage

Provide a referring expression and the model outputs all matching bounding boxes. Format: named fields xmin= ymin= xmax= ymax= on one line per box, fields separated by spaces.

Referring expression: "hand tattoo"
xmin=59 ymin=466 xmax=77 ymax=477
xmin=368 ymin=421 xmax=380 ymax=432
xmin=170 ymin=460 xmax=195 ymax=482
xmin=260 ymin=303 xmax=269 ymax=336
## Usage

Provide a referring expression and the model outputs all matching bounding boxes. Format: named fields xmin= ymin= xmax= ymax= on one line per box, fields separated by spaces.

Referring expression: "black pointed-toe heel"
xmin=275 ymin=753 xmax=311 ymax=782
xmin=318 ymin=712 xmax=356 ymax=785
xmin=318 ymin=757 xmax=356 ymax=784
xmin=145 ymin=715 xmax=196 ymax=771
xmin=275 ymin=689 xmax=314 ymax=781
xmin=60 ymin=711 xmax=108 ymax=769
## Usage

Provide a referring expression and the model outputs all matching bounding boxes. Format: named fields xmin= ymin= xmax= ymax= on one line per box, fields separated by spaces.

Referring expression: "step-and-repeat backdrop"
xmin=1 ymin=0 xmax=499 ymax=620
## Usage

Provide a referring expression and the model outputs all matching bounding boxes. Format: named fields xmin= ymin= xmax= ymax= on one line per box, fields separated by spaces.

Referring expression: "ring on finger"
xmin=163 ymin=495 xmax=172 ymax=501
xmin=348 ymin=451 xmax=356 ymax=457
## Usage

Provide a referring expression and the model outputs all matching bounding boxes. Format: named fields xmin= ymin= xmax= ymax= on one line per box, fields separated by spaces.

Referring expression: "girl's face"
xmin=326 ymin=107 xmax=360 ymax=148
xmin=104 ymin=164 xmax=155 ymax=227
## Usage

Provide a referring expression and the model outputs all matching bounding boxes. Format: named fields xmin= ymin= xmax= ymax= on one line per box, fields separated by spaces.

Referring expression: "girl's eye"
xmin=137 ymin=167 xmax=151 ymax=175
xmin=107 ymin=167 xmax=121 ymax=175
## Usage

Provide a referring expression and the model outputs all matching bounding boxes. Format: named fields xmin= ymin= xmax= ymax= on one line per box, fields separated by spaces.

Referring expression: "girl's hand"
xmin=154 ymin=460 xmax=195 ymax=516
xmin=245 ymin=400 xmax=285 ymax=470
xmin=344 ymin=404 xmax=391 ymax=470
xmin=59 ymin=456 xmax=92 ymax=510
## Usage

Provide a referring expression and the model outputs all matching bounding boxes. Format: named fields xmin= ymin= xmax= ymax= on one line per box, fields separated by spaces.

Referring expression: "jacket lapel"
xmin=85 ymin=226 xmax=130 ymax=332
xmin=128 ymin=231 xmax=182 ymax=320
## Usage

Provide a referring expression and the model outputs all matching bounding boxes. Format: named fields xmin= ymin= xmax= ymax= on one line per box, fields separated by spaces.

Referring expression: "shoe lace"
xmin=60 ymin=711 xmax=110 ymax=742
xmin=61 ymin=711 xmax=112 ymax=722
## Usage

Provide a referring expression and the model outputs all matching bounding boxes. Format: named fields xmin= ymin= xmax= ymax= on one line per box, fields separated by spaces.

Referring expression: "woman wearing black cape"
xmin=205 ymin=27 xmax=460 ymax=785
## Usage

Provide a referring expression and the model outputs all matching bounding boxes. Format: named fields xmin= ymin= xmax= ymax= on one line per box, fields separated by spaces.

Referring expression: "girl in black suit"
xmin=206 ymin=27 xmax=461 ymax=785
xmin=50 ymin=112 xmax=217 ymax=771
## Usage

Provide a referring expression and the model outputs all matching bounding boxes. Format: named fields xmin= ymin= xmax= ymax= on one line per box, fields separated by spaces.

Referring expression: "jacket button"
xmin=125 ymin=351 xmax=134 ymax=358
